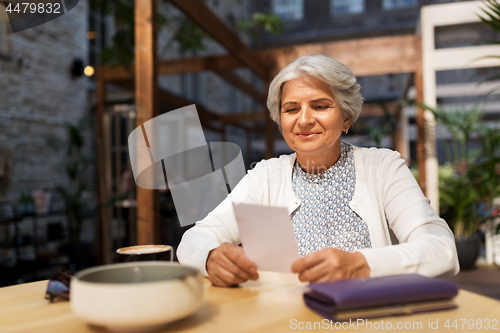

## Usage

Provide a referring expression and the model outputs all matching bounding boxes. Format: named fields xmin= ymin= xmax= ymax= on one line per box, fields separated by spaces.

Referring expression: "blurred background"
xmin=0 ymin=0 xmax=499 ymax=297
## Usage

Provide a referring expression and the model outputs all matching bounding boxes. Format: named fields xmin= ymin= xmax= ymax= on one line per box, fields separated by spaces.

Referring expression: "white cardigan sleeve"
xmin=176 ymin=160 xmax=269 ymax=276
xmin=357 ymin=150 xmax=460 ymax=278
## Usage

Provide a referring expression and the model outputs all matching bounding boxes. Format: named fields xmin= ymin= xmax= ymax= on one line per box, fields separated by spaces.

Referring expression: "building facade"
xmin=251 ymin=0 xmax=500 ymax=163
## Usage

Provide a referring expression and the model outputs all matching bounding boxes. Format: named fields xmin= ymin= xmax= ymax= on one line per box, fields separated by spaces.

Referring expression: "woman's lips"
xmin=297 ymin=132 xmax=319 ymax=139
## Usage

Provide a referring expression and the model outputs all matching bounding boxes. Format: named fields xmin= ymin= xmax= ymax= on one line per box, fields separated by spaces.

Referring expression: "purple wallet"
xmin=303 ymin=274 xmax=458 ymax=321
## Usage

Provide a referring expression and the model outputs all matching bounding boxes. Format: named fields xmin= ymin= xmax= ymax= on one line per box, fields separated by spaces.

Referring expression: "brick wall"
xmin=0 ymin=0 xmax=89 ymax=203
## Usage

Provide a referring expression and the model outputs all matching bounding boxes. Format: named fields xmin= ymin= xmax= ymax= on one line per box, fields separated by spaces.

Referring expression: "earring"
xmin=344 ymin=129 xmax=348 ymax=134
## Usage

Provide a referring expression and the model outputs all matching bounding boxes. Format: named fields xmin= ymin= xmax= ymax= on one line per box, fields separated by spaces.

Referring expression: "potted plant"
xmin=438 ymin=164 xmax=481 ymax=269
xmin=422 ymin=0 xmax=500 ymax=268
xmin=468 ymin=125 xmax=500 ymax=208
xmin=47 ymin=117 xmax=96 ymax=270
xmin=467 ymin=124 xmax=500 ymax=265
xmin=431 ymin=104 xmax=500 ymax=269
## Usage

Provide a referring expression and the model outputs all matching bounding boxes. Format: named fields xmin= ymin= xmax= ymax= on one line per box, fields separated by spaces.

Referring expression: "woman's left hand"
xmin=291 ymin=248 xmax=370 ymax=283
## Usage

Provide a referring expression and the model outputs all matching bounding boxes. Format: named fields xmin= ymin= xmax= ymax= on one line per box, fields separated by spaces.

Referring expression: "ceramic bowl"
xmin=70 ymin=261 xmax=203 ymax=331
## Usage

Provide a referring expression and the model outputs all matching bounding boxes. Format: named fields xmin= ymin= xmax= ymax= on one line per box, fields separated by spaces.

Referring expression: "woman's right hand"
xmin=206 ymin=243 xmax=259 ymax=287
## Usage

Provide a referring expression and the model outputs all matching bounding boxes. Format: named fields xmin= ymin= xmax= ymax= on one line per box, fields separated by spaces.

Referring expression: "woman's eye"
xmin=284 ymin=108 xmax=298 ymax=113
xmin=315 ymin=105 xmax=329 ymax=110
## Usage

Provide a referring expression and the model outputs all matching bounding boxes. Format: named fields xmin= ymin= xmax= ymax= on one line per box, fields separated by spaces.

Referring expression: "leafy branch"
xmin=236 ymin=12 xmax=284 ymax=41
xmin=88 ymin=0 xmax=284 ymax=69
xmin=353 ymin=102 xmax=400 ymax=149
xmin=402 ymin=99 xmax=500 ymax=237
xmin=473 ymin=0 xmax=500 ymax=93
xmin=46 ymin=117 xmax=96 ymax=243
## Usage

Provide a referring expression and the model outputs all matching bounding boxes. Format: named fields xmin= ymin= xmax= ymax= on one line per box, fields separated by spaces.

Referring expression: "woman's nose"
xmin=297 ymin=107 xmax=315 ymax=126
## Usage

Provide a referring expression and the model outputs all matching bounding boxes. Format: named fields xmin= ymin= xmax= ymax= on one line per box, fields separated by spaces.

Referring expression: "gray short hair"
xmin=267 ymin=55 xmax=363 ymax=126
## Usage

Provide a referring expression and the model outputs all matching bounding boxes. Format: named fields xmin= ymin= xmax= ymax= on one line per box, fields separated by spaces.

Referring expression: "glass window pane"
xmin=272 ymin=0 xmax=304 ymax=21
xmin=332 ymin=0 xmax=364 ymax=16
xmin=383 ymin=0 xmax=418 ymax=10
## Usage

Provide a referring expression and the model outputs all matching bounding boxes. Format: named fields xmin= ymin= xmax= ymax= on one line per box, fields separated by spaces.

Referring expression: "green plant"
xmin=468 ymin=125 xmax=500 ymax=205
xmin=439 ymin=164 xmax=480 ymax=238
xmin=475 ymin=0 xmax=500 ymax=93
xmin=353 ymin=102 xmax=401 ymax=149
xmin=434 ymin=105 xmax=484 ymax=238
xmin=47 ymin=118 xmax=95 ymax=243
xmin=400 ymin=1 xmax=500 ymax=238
xmin=89 ymin=0 xmax=284 ymax=69
xmin=236 ymin=12 xmax=284 ymax=41
xmin=433 ymin=104 xmax=484 ymax=165
xmin=413 ymin=102 xmax=500 ymax=237
xmin=478 ymin=0 xmax=500 ymax=36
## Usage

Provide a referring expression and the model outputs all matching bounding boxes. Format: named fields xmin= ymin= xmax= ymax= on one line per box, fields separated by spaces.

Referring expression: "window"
xmin=272 ymin=0 xmax=304 ymax=21
xmin=331 ymin=0 xmax=364 ymax=16
xmin=383 ymin=0 xmax=418 ymax=10
xmin=88 ymin=11 xmax=109 ymax=71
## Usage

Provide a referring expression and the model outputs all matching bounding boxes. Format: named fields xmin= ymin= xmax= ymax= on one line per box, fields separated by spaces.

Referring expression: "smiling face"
xmin=280 ymin=75 xmax=352 ymax=171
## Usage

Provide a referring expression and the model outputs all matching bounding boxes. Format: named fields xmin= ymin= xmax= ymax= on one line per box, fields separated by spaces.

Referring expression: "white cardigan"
xmin=177 ymin=145 xmax=460 ymax=278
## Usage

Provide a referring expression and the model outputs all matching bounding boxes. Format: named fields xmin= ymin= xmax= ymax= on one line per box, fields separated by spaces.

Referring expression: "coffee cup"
xmin=116 ymin=245 xmax=173 ymax=262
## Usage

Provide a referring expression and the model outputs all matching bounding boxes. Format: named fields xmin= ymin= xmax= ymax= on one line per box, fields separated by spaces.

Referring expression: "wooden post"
xmin=246 ymin=129 xmax=253 ymax=165
xmin=415 ymin=69 xmax=426 ymax=194
xmin=265 ymin=116 xmax=274 ymax=159
xmin=263 ymin=80 xmax=274 ymax=159
xmin=394 ymin=108 xmax=410 ymax=165
xmin=135 ymin=0 xmax=159 ymax=245
xmin=394 ymin=109 xmax=403 ymax=154
xmin=96 ymin=67 xmax=112 ymax=264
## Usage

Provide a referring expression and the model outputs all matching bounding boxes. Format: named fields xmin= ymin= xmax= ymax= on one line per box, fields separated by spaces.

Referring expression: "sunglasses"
xmin=45 ymin=268 xmax=75 ymax=303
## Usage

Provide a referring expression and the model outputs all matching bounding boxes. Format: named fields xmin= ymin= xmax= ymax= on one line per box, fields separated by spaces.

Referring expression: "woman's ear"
xmin=343 ymin=117 xmax=353 ymax=129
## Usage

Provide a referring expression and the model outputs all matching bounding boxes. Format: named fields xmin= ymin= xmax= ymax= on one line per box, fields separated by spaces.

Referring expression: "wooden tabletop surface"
xmin=1 ymin=272 xmax=500 ymax=333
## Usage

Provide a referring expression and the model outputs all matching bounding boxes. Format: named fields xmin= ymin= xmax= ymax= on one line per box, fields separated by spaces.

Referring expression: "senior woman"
xmin=177 ymin=55 xmax=459 ymax=287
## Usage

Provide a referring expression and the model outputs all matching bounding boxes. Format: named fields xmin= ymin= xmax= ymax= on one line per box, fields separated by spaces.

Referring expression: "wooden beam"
xmin=265 ymin=115 xmax=275 ymax=158
xmin=158 ymin=55 xmax=242 ymax=75
xmin=261 ymin=35 xmax=422 ymax=77
xmin=103 ymin=35 xmax=421 ymax=110
xmin=111 ymin=79 xmax=256 ymax=133
xmin=135 ymin=0 xmax=159 ymax=245
xmin=112 ymin=79 xmax=224 ymax=131
xmin=219 ymin=112 xmax=266 ymax=123
xmin=102 ymin=66 xmax=132 ymax=82
xmin=264 ymin=81 xmax=274 ymax=158
xmin=415 ymin=69 xmax=426 ymax=194
xmin=156 ymin=90 xmax=225 ymax=133
xmin=214 ymin=70 xmax=267 ymax=105
xmin=246 ymin=130 xmax=253 ymax=163
xmin=169 ymin=0 xmax=269 ymax=80
xmin=395 ymin=73 xmax=414 ymax=163
xmin=394 ymin=110 xmax=404 ymax=158
xmin=102 ymin=54 xmax=243 ymax=81
xmin=103 ymin=34 xmax=421 ymax=82
xmin=95 ymin=68 xmax=112 ymax=264
xmin=103 ymin=62 xmax=266 ymax=106
xmin=109 ymin=70 xmax=267 ymax=134
xmin=359 ymin=103 xmax=398 ymax=117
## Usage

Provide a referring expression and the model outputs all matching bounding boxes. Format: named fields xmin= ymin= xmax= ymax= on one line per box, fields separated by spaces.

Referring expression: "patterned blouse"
xmin=291 ymin=142 xmax=372 ymax=256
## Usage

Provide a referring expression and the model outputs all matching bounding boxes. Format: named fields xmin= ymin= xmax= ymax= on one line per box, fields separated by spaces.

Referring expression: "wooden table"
xmin=1 ymin=272 xmax=500 ymax=333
